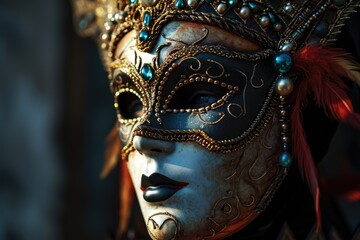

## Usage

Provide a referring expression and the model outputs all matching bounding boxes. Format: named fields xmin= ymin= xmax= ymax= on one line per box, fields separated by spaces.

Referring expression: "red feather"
xmin=103 ymin=124 xmax=135 ymax=237
xmin=118 ymin=158 xmax=134 ymax=238
xmin=291 ymin=45 xmax=360 ymax=231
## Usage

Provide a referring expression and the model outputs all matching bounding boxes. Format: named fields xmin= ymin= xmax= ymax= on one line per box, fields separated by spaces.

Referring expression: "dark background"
xmin=0 ymin=1 xmax=359 ymax=240
xmin=0 ymin=1 xmax=118 ymax=239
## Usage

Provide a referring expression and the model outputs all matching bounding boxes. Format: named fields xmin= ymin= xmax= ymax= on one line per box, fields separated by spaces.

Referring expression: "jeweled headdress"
xmin=72 ymin=0 xmax=360 ymax=236
xmin=73 ymin=0 xmax=359 ymax=64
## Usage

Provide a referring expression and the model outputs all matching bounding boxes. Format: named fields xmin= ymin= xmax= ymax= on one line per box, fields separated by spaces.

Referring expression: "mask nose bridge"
xmin=132 ymin=135 xmax=176 ymax=158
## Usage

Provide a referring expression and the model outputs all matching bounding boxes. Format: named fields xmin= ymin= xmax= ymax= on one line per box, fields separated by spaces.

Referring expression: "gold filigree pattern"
xmin=250 ymin=64 xmax=264 ymax=89
xmin=152 ymin=45 xmax=274 ymax=123
xmin=107 ymin=32 xmax=275 ymax=160
xmin=203 ymin=111 xmax=287 ymax=238
xmin=197 ymin=112 xmax=225 ymax=125
xmin=72 ymin=0 xmax=359 ymax=67
xmin=159 ymin=57 xmax=239 ymax=116
xmin=110 ymin=59 xmax=153 ymax=124
xmin=162 ymin=74 xmax=237 ymax=114
xmin=227 ymin=103 xmax=245 ymax=118
xmin=147 ymin=212 xmax=180 ymax=240
xmin=131 ymin=94 xmax=277 ymax=155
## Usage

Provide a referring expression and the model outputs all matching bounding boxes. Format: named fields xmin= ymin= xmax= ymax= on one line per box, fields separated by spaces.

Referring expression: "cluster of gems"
xmin=89 ymin=0 xmax=360 ymax=165
xmin=77 ymin=0 xmax=360 ymax=68
xmin=134 ymin=0 xmax=287 ymax=42
xmin=126 ymin=0 xmax=349 ymax=52
xmin=273 ymin=50 xmax=294 ymax=168
xmin=173 ymin=0 xmax=285 ymax=32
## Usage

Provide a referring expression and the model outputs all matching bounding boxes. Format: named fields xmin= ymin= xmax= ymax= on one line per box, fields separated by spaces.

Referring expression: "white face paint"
xmin=127 ymin=138 xmax=225 ymax=239
xmin=114 ymin=22 xmax=286 ymax=239
xmin=126 ymin=113 xmax=283 ymax=239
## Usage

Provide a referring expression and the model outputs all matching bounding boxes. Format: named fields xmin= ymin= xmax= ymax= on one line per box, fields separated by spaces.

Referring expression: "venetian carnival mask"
xmin=72 ymin=0 xmax=360 ymax=239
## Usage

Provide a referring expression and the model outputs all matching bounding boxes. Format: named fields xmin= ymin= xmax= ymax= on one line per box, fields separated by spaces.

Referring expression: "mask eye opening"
xmin=165 ymin=80 xmax=237 ymax=111
xmin=114 ymin=89 xmax=145 ymax=122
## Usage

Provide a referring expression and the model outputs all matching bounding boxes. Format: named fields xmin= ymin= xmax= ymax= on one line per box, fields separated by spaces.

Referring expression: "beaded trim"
xmin=72 ymin=0 xmax=360 ymax=68
xmin=152 ymin=45 xmax=275 ymax=123
xmin=129 ymin=90 xmax=277 ymax=156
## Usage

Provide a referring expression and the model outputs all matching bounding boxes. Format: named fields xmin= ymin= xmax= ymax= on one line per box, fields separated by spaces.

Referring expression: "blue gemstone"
xmin=248 ymin=1 xmax=261 ymax=13
xmin=228 ymin=0 xmax=237 ymax=7
xmin=130 ymin=0 xmax=138 ymax=5
xmin=176 ymin=0 xmax=185 ymax=9
xmin=279 ymin=152 xmax=292 ymax=168
xmin=273 ymin=22 xmax=283 ymax=32
xmin=139 ymin=29 xmax=149 ymax=41
xmin=314 ymin=22 xmax=328 ymax=38
xmin=268 ymin=12 xmax=276 ymax=23
xmin=273 ymin=52 xmax=293 ymax=74
xmin=143 ymin=12 xmax=152 ymax=26
xmin=141 ymin=64 xmax=154 ymax=81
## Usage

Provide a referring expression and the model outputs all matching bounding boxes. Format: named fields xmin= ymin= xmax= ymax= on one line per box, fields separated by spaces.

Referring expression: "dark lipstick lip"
xmin=140 ymin=173 xmax=189 ymax=192
xmin=140 ymin=184 xmax=188 ymax=192
xmin=141 ymin=173 xmax=189 ymax=202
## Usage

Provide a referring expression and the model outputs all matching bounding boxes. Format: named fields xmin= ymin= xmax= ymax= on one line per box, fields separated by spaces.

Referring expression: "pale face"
xmin=127 ymin=122 xmax=282 ymax=239
xmin=112 ymin=22 xmax=285 ymax=239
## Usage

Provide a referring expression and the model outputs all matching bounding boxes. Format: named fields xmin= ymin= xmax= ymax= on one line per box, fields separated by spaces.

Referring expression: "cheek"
xmin=166 ymin=143 xmax=230 ymax=199
xmin=168 ymin=147 xmax=235 ymax=236
xmin=126 ymin=151 xmax=144 ymax=193
xmin=125 ymin=134 xmax=281 ymax=239
xmin=125 ymin=143 xmax=236 ymax=237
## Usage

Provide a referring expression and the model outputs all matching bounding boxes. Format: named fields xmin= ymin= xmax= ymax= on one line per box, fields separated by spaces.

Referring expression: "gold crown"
xmin=72 ymin=0 xmax=360 ymax=67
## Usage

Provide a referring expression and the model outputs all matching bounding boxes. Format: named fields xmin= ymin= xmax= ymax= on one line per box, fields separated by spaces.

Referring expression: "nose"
xmin=133 ymin=136 xmax=176 ymax=156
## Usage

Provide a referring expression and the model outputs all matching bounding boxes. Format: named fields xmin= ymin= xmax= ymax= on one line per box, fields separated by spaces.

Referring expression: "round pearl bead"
xmin=116 ymin=11 xmax=127 ymax=23
xmin=280 ymin=109 xmax=286 ymax=116
xmin=275 ymin=76 xmax=294 ymax=96
xmin=281 ymin=123 xmax=288 ymax=130
xmin=187 ymin=0 xmax=199 ymax=8
xmin=282 ymin=136 xmax=289 ymax=143
xmin=217 ymin=3 xmax=227 ymax=14
xmin=281 ymin=42 xmax=294 ymax=52
xmin=239 ymin=6 xmax=251 ymax=19
xmin=260 ymin=15 xmax=270 ymax=27
xmin=284 ymin=3 xmax=294 ymax=14
xmin=273 ymin=22 xmax=283 ymax=32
